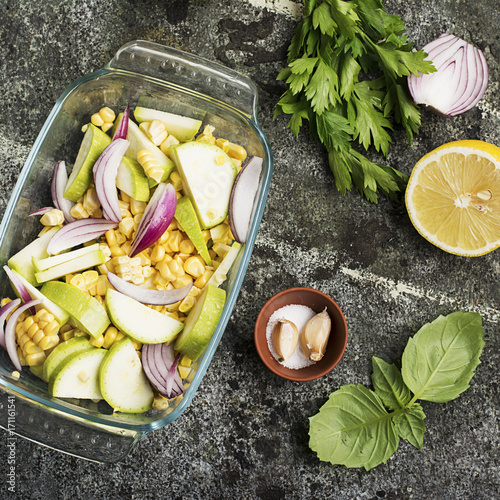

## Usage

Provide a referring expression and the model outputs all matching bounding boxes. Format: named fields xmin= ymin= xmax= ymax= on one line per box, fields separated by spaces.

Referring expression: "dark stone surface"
xmin=0 ymin=0 xmax=499 ymax=498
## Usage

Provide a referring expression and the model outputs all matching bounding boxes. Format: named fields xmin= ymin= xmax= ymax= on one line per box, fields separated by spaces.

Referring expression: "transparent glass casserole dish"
xmin=0 ymin=41 xmax=273 ymax=463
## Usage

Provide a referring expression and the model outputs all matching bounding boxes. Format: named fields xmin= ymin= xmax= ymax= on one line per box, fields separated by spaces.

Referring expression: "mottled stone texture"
xmin=0 ymin=0 xmax=499 ymax=498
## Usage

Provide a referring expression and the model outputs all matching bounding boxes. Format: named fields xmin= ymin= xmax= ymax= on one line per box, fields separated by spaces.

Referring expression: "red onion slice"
xmin=408 ymin=34 xmax=489 ymax=117
xmin=107 ymin=272 xmax=192 ymax=305
xmin=52 ymin=161 xmax=76 ymax=223
xmin=4 ymin=299 xmax=43 ymax=372
xmin=3 ymin=265 xmax=34 ymax=313
xmin=228 ymin=156 xmax=263 ymax=244
xmin=0 ymin=298 xmax=21 ymax=350
xmin=129 ymin=182 xmax=177 ymax=257
xmin=46 ymin=218 xmax=118 ymax=255
xmin=28 ymin=207 xmax=56 ymax=217
xmin=113 ymin=103 xmax=130 ymax=141
xmin=142 ymin=343 xmax=184 ymax=398
xmin=93 ymin=138 xmax=129 ymax=223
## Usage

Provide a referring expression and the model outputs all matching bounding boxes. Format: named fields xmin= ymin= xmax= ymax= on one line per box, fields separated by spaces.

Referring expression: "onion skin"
xmin=113 ymin=103 xmax=130 ymax=141
xmin=93 ymin=138 xmax=129 ymax=222
xmin=3 ymin=265 xmax=34 ymax=313
xmin=129 ymin=182 xmax=177 ymax=257
xmin=46 ymin=218 xmax=118 ymax=255
xmin=51 ymin=161 xmax=75 ymax=222
xmin=0 ymin=298 xmax=21 ymax=350
xmin=408 ymin=34 xmax=489 ymax=117
xmin=107 ymin=272 xmax=193 ymax=305
xmin=4 ymin=299 xmax=43 ymax=372
xmin=142 ymin=343 xmax=184 ymax=398
xmin=228 ymin=156 xmax=262 ymax=244
xmin=28 ymin=207 xmax=55 ymax=217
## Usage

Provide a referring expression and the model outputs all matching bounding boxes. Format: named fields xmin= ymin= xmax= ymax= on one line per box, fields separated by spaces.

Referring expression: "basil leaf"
xmin=309 ymin=384 xmax=399 ymax=470
xmin=393 ymin=403 xmax=426 ymax=450
xmin=401 ymin=312 xmax=485 ymax=403
xmin=372 ymin=357 xmax=411 ymax=410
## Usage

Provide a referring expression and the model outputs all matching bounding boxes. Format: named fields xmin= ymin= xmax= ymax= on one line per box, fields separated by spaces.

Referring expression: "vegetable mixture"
xmin=0 ymin=104 xmax=262 ymax=413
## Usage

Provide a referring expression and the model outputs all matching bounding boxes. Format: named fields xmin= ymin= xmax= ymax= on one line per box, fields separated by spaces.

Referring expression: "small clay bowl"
xmin=254 ymin=287 xmax=348 ymax=382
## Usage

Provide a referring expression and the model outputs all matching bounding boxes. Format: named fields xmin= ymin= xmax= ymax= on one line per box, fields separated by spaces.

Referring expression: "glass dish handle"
xmin=0 ymin=388 xmax=144 ymax=463
xmin=106 ymin=40 xmax=259 ymax=119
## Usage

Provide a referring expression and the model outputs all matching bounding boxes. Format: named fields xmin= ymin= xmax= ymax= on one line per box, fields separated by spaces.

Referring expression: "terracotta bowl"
xmin=254 ymin=287 xmax=348 ymax=382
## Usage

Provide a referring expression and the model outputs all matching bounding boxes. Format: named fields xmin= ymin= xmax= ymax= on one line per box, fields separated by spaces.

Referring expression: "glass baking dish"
xmin=0 ymin=41 xmax=272 ymax=463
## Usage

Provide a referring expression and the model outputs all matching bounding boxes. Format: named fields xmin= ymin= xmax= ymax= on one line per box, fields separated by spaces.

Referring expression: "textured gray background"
xmin=0 ymin=0 xmax=499 ymax=498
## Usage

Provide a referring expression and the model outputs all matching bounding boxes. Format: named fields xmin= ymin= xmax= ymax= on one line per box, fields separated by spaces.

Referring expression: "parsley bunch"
xmin=274 ymin=0 xmax=436 ymax=202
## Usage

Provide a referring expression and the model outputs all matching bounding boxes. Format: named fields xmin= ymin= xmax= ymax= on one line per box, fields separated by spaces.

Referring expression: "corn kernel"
xmin=39 ymin=335 xmax=59 ymax=351
xmin=215 ymin=138 xmax=230 ymax=153
xmin=44 ymin=320 xmax=60 ymax=337
xmin=137 ymin=150 xmax=164 ymax=183
xmin=105 ymin=229 xmax=118 ymax=246
xmin=167 ymin=231 xmax=183 ymax=253
xmin=227 ymin=142 xmax=247 ymax=162
xmin=136 ymin=251 xmax=152 ymax=266
xmin=139 ymin=121 xmax=151 ymax=135
xmin=179 ymin=354 xmax=192 ymax=367
xmin=110 ymin=245 xmax=125 ymax=257
xmin=169 ymin=171 xmax=183 ymax=191
xmin=174 ymin=275 xmax=193 ymax=289
xmin=150 ymin=244 xmax=166 ymax=264
xmin=90 ymin=335 xmax=105 ymax=348
xmin=103 ymin=326 xmax=118 ymax=349
xmin=167 ymin=259 xmax=185 ymax=278
xmin=83 ymin=270 xmax=99 ymax=288
xmin=167 ymin=220 xmax=178 ymax=231
xmin=194 ymin=269 xmax=214 ymax=289
xmin=183 ymin=256 xmax=206 ymax=278
xmin=91 ymin=113 xmax=105 ymax=127
xmin=101 ymin=122 xmax=113 ymax=133
xmin=115 ymin=331 xmax=125 ymax=342
xmin=213 ymin=242 xmax=231 ymax=258
xmin=147 ymin=120 xmax=168 ymax=146
xmin=177 ymin=365 xmax=190 ymax=379
xmin=115 ymin=230 xmax=127 ymax=245
xmin=179 ymin=295 xmax=196 ymax=313
xmin=83 ymin=186 xmax=100 ymax=214
xmin=131 ymin=339 xmax=142 ymax=350
xmin=157 ymin=261 xmax=176 ymax=282
xmin=26 ymin=351 xmax=46 ymax=366
xmin=119 ymin=217 xmax=135 ymax=238
xmin=40 ymin=209 xmax=65 ymax=226
xmin=70 ymin=274 xmax=87 ymax=291
xmin=99 ymin=106 xmax=116 ymax=123
xmin=160 ymin=134 xmax=180 ymax=157
xmin=179 ymin=239 xmax=195 ymax=254
xmin=130 ymin=199 xmax=147 ymax=216
xmin=25 ymin=341 xmax=43 ymax=355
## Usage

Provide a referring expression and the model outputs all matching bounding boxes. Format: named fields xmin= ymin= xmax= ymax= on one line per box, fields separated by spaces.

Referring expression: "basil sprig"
xmin=309 ymin=311 xmax=485 ymax=470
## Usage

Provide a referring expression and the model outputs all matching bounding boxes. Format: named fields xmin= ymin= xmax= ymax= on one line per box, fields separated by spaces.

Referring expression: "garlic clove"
xmin=272 ymin=319 xmax=299 ymax=362
xmin=300 ymin=307 xmax=331 ymax=361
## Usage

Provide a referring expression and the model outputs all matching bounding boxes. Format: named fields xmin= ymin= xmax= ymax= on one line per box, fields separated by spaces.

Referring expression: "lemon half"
xmin=406 ymin=140 xmax=500 ymax=257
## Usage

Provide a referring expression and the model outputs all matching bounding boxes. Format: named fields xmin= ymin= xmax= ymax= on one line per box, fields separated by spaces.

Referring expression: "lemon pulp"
xmin=406 ymin=140 xmax=500 ymax=257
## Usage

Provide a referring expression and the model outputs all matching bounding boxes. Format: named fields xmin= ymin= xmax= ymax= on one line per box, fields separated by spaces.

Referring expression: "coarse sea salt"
xmin=266 ymin=304 xmax=316 ymax=370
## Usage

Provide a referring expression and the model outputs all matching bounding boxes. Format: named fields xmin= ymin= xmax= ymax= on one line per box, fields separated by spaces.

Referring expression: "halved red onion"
xmin=142 ymin=343 xmax=184 ymax=398
xmin=46 ymin=218 xmax=118 ymax=255
xmin=228 ymin=156 xmax=263 ymax=244
xmin=107 ymin=272 xmax=192 ymax=305
xmin=129 ymin=182 xmax=177 ymax=257
xmin=4 ymin=299 xmax=43 ymax=372
xmin=0 ymin=298 xmax=21 ymax=350
xmin=28 ymin=207 xmax=55 ymax=217
xmin=3 ymin=266 xmax=34 ymax=313
xmin=113 ymin=103 xmax=130 ymax=141
xmin=93 ymin=138 xmax=129 ymax=223
xmin=51 ymin=161 xmax=76 ymax=222
xmin=408 ymin=34 xmax=489 ymax=117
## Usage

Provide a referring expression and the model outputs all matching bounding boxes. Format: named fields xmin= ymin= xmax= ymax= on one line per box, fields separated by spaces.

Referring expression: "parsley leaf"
xmin=275 ymin=0 xmax=436 ymax=202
